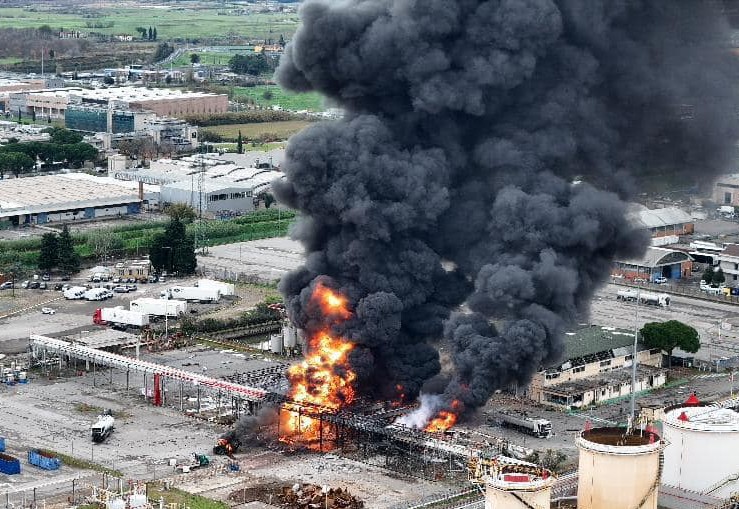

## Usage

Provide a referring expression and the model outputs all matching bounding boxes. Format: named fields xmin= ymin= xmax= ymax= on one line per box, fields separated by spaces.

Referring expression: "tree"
xmin=57 ymin=224 xmax=80 ymax=276
xmin=152 ymin=27 xmax=157 ymax=41
xmin=136 ymin=27 xmax=148 ymax=39
xmin=1 ymin=152 xmax=35 ymax=177
xmin=228 ymin=53 xmax=272 ymax=76
xmin=641 ymin=320 xmax=700 ymax=367
xmin=63 ymin=142 xmax=98 ymax=168
xmin=87 ymin=229 xmax=124 ymax=264
xmin=702 ymin=266 xmax=714 ymax=285
xmin=38 ymin=232 xmax=58 ymax=273
xmin=190 ymin=53 xmax=200 ymax=64
xmin=148 ymin=26 xmax=153 ymax=41
xmin=45 ymin=127 xmax=83 ymax=145
xmin=279 ymin=34 xmax=286 ymax=47
xmin=236 ymin=130 xmax=243 ymax=154
xmin=164 ymin=203 xmax=197 ymax=223
xmin=714 ymin=268 xmax=726 ymax=285
xmin=149 ymin=217 xmax=197 ymax=275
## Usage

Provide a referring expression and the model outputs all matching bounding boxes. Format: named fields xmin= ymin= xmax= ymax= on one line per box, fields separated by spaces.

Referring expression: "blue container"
xmin=0 ymin=453 xmax=21 ymax=475
xmin=0 ymin=437 xmax=5 ymax=452
xmin=28 ymin=449 xmax=61 ymax=471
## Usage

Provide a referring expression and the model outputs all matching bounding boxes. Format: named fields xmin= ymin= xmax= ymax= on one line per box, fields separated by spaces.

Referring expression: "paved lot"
xmin=198 ymin=237 xmax=303 ymax=284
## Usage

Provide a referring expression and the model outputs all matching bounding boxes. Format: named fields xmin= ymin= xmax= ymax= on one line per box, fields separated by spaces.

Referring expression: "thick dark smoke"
xmin=274 ymin=0 xmax=739 ymax=419
xmin=222 ymin=406 xmax=278 ymax=446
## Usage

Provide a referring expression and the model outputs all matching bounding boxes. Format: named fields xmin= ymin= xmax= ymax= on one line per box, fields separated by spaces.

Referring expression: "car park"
xmin=41 ymin=307 xmax=55 ymax=315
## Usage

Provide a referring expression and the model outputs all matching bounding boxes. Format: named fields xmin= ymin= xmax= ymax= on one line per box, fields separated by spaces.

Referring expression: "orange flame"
xmin=423 ymin=400 xmax=462 ymax=433
xmin=280 ymin=283 xmax=356 ymax=447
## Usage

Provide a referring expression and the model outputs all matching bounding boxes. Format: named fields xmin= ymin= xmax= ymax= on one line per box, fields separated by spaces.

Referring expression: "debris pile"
xmin=228 ymin=483 xmax=364 ymax=508
xmin=279 ymin=484 xmax=364 ymax=509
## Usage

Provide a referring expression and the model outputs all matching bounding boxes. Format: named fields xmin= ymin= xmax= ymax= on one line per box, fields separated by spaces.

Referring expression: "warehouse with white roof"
xmin=0 ymin=174 xmax=145 ymax=226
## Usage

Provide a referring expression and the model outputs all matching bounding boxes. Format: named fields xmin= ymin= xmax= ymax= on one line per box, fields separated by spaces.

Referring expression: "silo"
xmin=576 ymin=427 xmax=662 ymax=509
xmin=269 ymin=334 xmax=283 ymax=354
xmin=470 ymin=455 xmax=555 ymax=509
xmin=662 ymin=402 xmax=739 ymax=498
xmin=284 ymin=324 xmax=298 ymax=348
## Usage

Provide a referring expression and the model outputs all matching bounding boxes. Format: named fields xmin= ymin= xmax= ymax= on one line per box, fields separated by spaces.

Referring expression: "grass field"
xmin=234 ymin=85 xmax=325 ymax=112
xmin=171 ymin=49 xmax=257 ymax=67
xmin=203 ymin=121 xmax=312 ymax=141
xmin=0 ymin=7 xmax=299 ymax=41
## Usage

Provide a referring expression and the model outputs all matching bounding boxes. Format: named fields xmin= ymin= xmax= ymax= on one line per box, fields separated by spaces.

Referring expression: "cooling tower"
xmin=471 ymin=455 xmax=555 ymax=509
xmin=576 ymin=427 xmax=662 ymax=509
xmin=662 ymin=402 xmax=739 ymax=498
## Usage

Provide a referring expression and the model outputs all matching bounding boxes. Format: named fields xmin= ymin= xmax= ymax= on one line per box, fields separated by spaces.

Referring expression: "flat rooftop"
xmin=0 ymin=174 xmax=140 ymax=216
xmin=27 ymin=86 xmax=225 ymax=103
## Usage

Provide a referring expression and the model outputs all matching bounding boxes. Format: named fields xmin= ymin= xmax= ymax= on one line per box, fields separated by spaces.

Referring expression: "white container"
xmin=284 ymin=325 xmax=298 ymax=348
xmin=168 ymin=458 xmax=177 ymax=467
xmin=270 ymin=334 xmax=283 ymax=354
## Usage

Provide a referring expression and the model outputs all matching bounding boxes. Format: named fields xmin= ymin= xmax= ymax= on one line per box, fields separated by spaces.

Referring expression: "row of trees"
xmin=0 ymin=127 xmax=98 ymax=178
xmin=38 ymin=225 xmax=80 ymax=275
xmin=135 ymin=26 xmax=158 ymax=41
xmin=702 ymin=266 xmax=726 ymax=286
xmin=228 ymin=53 xmax=275 ymax=76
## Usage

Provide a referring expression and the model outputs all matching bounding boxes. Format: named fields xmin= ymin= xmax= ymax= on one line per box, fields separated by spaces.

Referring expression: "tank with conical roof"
xmin=576 ymin=426 xmax=662 ymax=509
xmin=662 ymin=394 xmax=739 ymax=498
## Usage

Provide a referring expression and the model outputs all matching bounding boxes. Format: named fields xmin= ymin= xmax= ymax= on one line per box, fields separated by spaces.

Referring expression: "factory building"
xmin=10 ymin=86 xmax=228 ymax=121
xmin=528 ymin=325 xmax=666 ymax=410
xmin=628 ymin=205 xmax=694 ymax=246
xmin=65 ymin=104 xmax=156 ymax=134
xmin=716 ymin=244 xmax=739 ymax=287
xmin=611 ymin=246 xmax=693 ymax=282
xmin=713 ymin=174 xmax=739 ymax=206
xmin=0 ymin=174 xmax=146 ymax=226
xmin=160 ymin=180 xmax=255 ymax=215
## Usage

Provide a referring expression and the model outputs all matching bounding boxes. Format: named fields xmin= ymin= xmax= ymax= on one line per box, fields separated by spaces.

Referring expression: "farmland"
xmin=0 ymin=6 xmax=299 ymax=41
xmin=202 ymin=120 xmax=312 ymax=141
xmin=234 ymin=85 xmax=326 ymax=112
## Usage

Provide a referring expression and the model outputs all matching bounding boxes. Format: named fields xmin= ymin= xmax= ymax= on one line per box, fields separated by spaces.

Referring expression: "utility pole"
xmin=630 ymin=287 xmax=640 ymax=430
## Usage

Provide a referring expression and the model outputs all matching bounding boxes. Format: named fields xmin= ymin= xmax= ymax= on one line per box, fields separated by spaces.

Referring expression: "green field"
xmin=172 ymin=49 xmax=257 ymax=67
xmin=203 ymin=120 xmax=312 ymax=141
xmin=234 ymin=85 xmax=326 ymax=112
xmin=0 ymin=7 xmax=299 ymax=41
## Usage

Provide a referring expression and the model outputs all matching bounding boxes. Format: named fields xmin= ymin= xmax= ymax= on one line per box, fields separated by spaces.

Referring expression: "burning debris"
xmin=270 ymin=0 xmax=739 ymax=434
xmin=213 ymin=437 xmax=241 ymax=456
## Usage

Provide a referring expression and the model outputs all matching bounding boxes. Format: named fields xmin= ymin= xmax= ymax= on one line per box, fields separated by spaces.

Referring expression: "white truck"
xmin=91 ymin=411 xmax=115 ymax=443
xmin=130 ymin=297 xmax=187 ymax=318
xmin=63 ymin=286 xmax=87 ymax=300
xmin=617 ymin=289 xmax=670 ymax=307
xmin=93 ymin=307 xmax=150 ymax=329
xmin=160 ymin=286 xmax=221 ymax=303
xmin=196 ymin=279 xmax=235 ymax=296
xmin=494 ymin=411 xmax=553 ymax=438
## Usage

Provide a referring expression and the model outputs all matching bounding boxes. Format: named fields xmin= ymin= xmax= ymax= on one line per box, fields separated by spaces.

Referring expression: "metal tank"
xmin=662 ymin=401 xmax=739 ymax=498
xmin=470 ymin=454 xmax=555 ymax=509
xmin=576 ymin=427 xmax=662 ymax=509
xmin=269 ymin=333 xmax=283 ymax=354
xmin=284 ymin=324 xmax=298 ymax=348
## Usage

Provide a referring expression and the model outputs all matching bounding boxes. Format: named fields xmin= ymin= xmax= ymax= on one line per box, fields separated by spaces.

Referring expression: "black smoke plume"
xmin=274 ymin=0 xmax=739 ymax=421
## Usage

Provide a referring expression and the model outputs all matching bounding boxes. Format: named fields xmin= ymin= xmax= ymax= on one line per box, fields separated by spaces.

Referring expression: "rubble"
xmin=229 ymin=483 xmax=364 ymax=508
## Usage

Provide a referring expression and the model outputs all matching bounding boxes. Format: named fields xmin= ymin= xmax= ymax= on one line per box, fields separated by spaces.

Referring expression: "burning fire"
xmin=280 ymin=283 xmax=356 ymax=445
xmin=424 ymin=400 xmax=462 ymax=433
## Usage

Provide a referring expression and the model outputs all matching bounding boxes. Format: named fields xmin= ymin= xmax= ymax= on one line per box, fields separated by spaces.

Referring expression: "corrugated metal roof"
xmin=563 ymin=325 xmax=639 ymax=360
xmin=617 ymin=246 xmax=692 ymax=267
xmin=629 ymin=206 xmax=693 ymax=229
xmin=721 ymin=244 xmax=739 ymax=258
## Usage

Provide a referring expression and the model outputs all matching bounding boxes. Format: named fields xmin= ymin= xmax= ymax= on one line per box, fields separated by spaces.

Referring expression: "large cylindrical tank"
xmin=485 ymin=476 xmax=554 ymax=509
xmin=284 ymin=325 xmax=298 ymax=348
xmin=269 ymin=334 xmax=283 ymax=354
xmin=662 ymin=404 xmax=739 ymax=498
xmin=576 ymin=427 xmax=662 ymax=509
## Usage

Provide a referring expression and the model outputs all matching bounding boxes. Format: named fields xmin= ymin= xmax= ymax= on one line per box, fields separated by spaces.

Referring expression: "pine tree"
xmin=148 ymin=26 xmax=153 ymax=41
xmin=57 ymin=224 xmax=80 ymax=276
xmin=38 ymin=233 xmax=58 ymax=273
xmin=237 ymin=130 xmax=243 ymax=154
xmin=149 ymin=218 xmax=197 ymax=275
xmin=152 ymin=27 xmax=157 ymax=41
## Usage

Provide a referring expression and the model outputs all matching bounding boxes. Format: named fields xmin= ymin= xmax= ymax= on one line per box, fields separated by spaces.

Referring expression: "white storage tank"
xmin=662 ymin=401 xmax=739 ymax=498
xmin=269 ymin=334 xmax=283 ymax=354
xmin=470 ymin=455 xmax=554 ymax=509
xmin=576 ymin=427 xmax=662 ymax=509
xmin=284 ymin=324 xmax=298 ymax=348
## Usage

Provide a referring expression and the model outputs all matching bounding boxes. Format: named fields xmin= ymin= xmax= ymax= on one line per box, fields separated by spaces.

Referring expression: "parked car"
xmin=41 ymin=274 xmax=50 ymax=281
xmin=60 ymin=274 xmax=70 ymax=281
xmin=38 ymin=282 xmax=47 ymax=290
xmin=113 ymin=286 xmax=129 ymax=293
xmin=126 ymin=284 xmax=138 ymax=292
xmin=21 ymin=280 xmax=30 ymax=289
xmin=41 ymin=307 xmax=55 ymax=315
xmin=28 ymin=281 xmax=40 ymax=289
xmin=654 ymin=277 xmax=667 ymax=284
xmin=633 ymin=277 xmax=648 ymax=283
xmin=148 ymin=275 xmax=158 ymax=283
xmin=112 ymin=277 xmax=121 ymax=284
xmin=53 ymin=283 xmax=63 ymax=291
xmin=0 ymin=281 xmax=14 ymax=290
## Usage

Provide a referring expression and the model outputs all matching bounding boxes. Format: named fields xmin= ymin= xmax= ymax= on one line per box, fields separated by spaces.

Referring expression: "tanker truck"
xmin=494 ymin=410 xmax=552 ymax=438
